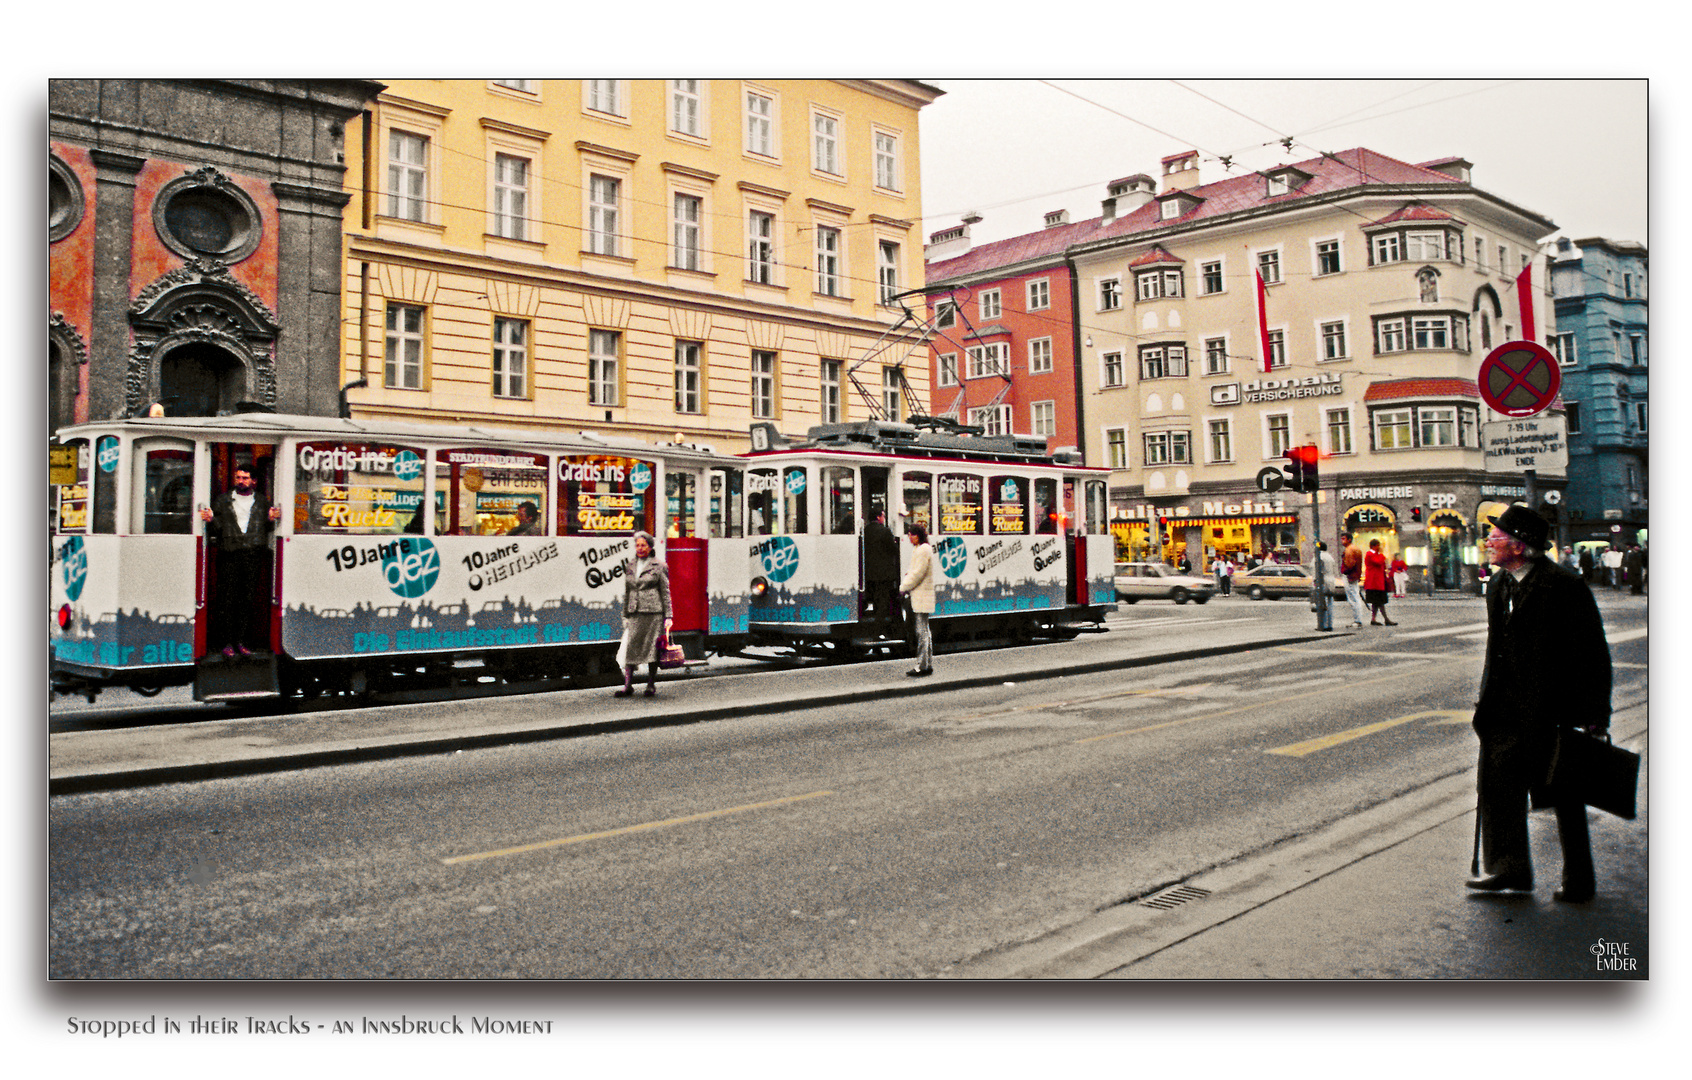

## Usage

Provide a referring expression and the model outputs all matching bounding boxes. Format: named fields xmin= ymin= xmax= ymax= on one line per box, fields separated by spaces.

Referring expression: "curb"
xmin=49 ymin=631 xmax=1339 ymax=796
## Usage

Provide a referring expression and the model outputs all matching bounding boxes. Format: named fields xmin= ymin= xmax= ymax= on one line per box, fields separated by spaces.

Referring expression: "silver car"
xmin=1237 ymin=563 xmax=1347 ymax=601
xmin=1114 ymin=562 xmax=1215 ymax=604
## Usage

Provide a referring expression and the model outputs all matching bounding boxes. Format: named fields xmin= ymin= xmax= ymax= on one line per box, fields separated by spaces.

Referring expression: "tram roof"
xmin=750 ymin=421 xmax=1088 ymax=468
xmin=54 ymin=412 xmax=736 ymax=466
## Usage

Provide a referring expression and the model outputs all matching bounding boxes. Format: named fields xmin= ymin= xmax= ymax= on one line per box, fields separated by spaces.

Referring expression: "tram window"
xmin=436 ymin=448 xmax=549 ymax=536
xmin=783 ymin=466 xmax=810 ymax=535
xmin=667 ymin=471 xmax=697 ymax=537
xmin=1034 ymin=477 xmax=1059 ymax=534
xmin=54 ymin=439 xmax=91 ymax=533
xmin=709 ymin=468 xmax=743 ymax=538
xmin=989 ymin=474 xmax=1029 ymax=535
xmin=559 ymin=454 xmax=655 ymax=537
xmin=139 ymin=442 xmax=194 ymax=534
xmin=901 ymin=471 xmax=932 ymax=534
xmin=938 ymin=472 xmax=984 ymax=535
xmin=747 ymin=468 xmax=781 ymax=535
xmin=294 ymin=441 xmax=428 ymax=535
xmin=823 ymin=466 xmax=856 ymax=534
xmin=1084 ymin=479 xmax=1108 ymax=535
xmin=91 ymin=435 xmax=119 ymax=534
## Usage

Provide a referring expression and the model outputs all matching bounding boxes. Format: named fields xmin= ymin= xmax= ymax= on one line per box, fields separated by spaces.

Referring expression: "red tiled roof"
xmin=1364 ymin=378 xmax=1480 ymax=402
xmin=1129 ymin=244 xmax=1183 ymax=267
xmin=1364 ymin=203 xmax=1460 ymax=228
xmin=925 ymin=217 xmax=1098 ymax=283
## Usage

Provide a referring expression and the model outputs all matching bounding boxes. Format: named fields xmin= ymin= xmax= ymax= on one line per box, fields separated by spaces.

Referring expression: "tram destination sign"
xmin=1483 ymin=416 xmax=1567 ymax=473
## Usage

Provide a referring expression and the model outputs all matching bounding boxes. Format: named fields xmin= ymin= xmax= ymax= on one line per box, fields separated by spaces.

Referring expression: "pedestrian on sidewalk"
xmin=1364 ymin=539 xmax=1396 ymax=625
xmin=900 ymin=522 xmax=936 ymax=678
xmin=1603 ymin=545 xmax=1623 ymax=589
xmin=1625 ymin=544 xmax=1645 ymax=595
xmin=1390 ymin=552 xmax=1409 ymax=598
xmin=1340 ymin=532 xmax=1366 ymax=628
xmin=614 ymin=531 xmax=672 ymax=698
xmin=1468 ymin=505 xmax=1612 ymax=902
xmin=862 ymin=507 xmax=901 ymax=637
xmin=1220 ymin=557 xmax=1234 ymax=596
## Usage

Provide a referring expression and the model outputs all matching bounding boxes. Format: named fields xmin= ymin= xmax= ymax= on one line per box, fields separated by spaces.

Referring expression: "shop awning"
xmin=1178 ymin=515 xmax=1297 ymax=527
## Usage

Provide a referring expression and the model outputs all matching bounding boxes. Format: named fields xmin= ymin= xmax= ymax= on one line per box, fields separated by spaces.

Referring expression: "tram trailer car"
xmin=741 ymin=421 xmax=1116 ymax=659
xmin=49 ymin=413 xmax=751 ymax=703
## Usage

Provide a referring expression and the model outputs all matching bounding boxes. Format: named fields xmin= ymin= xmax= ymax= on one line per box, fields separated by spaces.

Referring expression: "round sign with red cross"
xmin=1478 ymin=340 xmax=1562 ymax=418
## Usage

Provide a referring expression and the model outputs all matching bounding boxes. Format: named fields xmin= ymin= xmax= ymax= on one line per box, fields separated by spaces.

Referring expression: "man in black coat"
xmin=198 ymin=465 xmax=281 ymax=657
xmin=862 ymin=508 xmax=901 ymax=637
xmin=1468 ymin=505 xmax=1612 ymax=902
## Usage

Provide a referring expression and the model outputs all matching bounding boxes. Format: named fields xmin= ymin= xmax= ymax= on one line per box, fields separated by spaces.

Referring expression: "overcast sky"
xmin=918 ymin=79 xmax=1647 ymax=250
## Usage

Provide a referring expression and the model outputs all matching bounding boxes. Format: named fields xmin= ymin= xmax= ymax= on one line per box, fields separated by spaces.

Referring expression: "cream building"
xmin=340 ymin=80 xmax=941 ymax=451
xmin=1071 ymin=149 xmax=1562 ymax=591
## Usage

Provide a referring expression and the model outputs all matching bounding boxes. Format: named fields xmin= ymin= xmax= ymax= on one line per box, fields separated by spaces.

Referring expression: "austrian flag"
xmin=1256 ymin=269 xmax=1273 ymax=373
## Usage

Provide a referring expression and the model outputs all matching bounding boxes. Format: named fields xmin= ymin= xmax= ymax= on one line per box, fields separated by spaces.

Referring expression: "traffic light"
xmin=1282 ymin=444 xmax=1320 ymax=493
xmin=1410 ymin=506 xmax=1423 ymax=523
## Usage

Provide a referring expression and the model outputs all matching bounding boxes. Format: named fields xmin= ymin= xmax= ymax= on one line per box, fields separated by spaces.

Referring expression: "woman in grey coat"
xmin=615 ymin=531 xmax=672 ymax=697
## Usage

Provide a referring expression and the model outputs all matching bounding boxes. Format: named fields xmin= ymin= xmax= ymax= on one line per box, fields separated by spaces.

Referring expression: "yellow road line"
xmin=1266 ymin=710 xmax=1471 ymax=757
xmin=951 ymin=684 xmax=1208 ymax=724
xmin=1074 ymin=667 xmax=1430 ymax=745
xmin=441 ymin=790 xmax=836 ymax=865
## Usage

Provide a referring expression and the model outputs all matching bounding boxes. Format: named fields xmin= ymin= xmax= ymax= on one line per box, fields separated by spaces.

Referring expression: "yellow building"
xmin=340 ymin=79 xmax=942 ymax=450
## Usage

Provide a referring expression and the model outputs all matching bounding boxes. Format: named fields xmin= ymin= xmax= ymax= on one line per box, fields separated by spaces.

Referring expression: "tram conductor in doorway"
xmin=199 ymin=464 xmax=282 ymax=657
xmin=1468 ymin=504 xmax=1612 ymax=902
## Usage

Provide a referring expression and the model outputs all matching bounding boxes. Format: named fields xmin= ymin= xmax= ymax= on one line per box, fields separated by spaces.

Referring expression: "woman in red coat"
xmin=1363 ymin=539 xmax=1396 ymax=625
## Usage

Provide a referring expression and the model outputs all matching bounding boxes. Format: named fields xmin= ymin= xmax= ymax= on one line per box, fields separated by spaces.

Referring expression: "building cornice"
xmin=479 ymin=117 xmax=551 ymax=142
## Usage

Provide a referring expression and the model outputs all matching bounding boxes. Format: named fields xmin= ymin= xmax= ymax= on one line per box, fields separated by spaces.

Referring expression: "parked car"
xmin=1114 ymin=562 xmax=1215 ymax=604
xmin=1237 ymin=563 xmax=1347 ymax=601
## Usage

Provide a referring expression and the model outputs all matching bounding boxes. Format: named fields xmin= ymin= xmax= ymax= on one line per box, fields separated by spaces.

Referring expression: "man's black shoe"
xmin=905 ymin=668 xmax=932 ymax=678
xmin=1465 ymin=873 xmax=1533 ymax=893
xmin=1553 ymin=884 xmax=1595 ymax=903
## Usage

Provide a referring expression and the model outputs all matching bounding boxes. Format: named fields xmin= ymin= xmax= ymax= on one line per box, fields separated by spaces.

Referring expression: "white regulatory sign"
xmin=1482 ymin=416 xmax=1568 ymax=473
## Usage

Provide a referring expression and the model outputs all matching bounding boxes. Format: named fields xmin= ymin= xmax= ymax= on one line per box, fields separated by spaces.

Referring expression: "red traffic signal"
xmin=1281 ymin=444 xmax=1321 ymax=493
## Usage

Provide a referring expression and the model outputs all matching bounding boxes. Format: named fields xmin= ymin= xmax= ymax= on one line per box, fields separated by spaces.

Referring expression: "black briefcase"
xmin=1544 ymin=728 xmax=1640 ymax=820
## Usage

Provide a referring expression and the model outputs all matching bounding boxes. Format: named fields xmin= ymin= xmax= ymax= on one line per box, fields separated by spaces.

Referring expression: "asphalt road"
xmin=47 ymin=596 xmax=1649 ymax=978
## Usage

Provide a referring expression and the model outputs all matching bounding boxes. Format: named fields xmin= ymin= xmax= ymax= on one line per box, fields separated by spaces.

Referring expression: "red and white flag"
xmin=1256 ymin=270 xmax=1273 ymax=373
xmin=1516 ymin=261 xmax=1535 ymax=342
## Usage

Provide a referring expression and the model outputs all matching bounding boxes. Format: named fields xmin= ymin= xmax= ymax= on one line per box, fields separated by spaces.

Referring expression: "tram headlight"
xmin=56 ymin=604 xmax=72 ymax=631
xmin=751 ymin=576 xmax=769 ymax=598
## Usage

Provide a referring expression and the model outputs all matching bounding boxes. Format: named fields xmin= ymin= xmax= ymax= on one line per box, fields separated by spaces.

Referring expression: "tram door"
xmin=859 ymin=466 xmax=894 ymax=630
xmin=197 ymin=443 xmax=279 ymax=683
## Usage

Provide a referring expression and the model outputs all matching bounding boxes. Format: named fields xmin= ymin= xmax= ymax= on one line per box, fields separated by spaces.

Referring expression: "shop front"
xmin=1111 ymin=494 xmax=1297 ymax=569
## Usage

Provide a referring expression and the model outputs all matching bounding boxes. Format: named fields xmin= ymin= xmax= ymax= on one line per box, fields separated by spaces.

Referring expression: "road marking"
xmin=952 ymin=684 xmax=1209 ymax=724
xmin=1074 ymin=667 xmax=1429 ymax=745
xmin=1614 ymin=661 xmax=1647 ymax=669
xmin=1266 ymin=710 xmax=1472 ymax=756
xmin=1607 ymin=627 xmax=1647 ymax=644
xmin=1392 ymin=622 xmax=1489 ymax=640
xmin=1271 ymin=647 xmax=1440 ymax=659
xmin=440 ymin=790 xmax=836 ymax=865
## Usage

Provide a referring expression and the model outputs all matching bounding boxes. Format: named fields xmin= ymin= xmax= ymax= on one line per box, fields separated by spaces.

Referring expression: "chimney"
xmin=1161 ymin=150 xmax=1201 ymax=193
xmin=926 ymin=213 xmax=981 ymax=261
xmin=1102 ymin=174 xmax=1156 ymax=222
xmin=1044 ymin=209 xmax=1070 ymax=228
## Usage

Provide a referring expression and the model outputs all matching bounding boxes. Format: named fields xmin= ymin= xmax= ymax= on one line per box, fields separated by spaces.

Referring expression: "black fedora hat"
xmin=1488 ymin=504 xmax=1550 ymax=551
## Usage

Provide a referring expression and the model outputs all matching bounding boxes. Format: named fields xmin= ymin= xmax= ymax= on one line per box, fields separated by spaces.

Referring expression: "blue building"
xmin=1550 ymin=236 xmax=1647 ymax=554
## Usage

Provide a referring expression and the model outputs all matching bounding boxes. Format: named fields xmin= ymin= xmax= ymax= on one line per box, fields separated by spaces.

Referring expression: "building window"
xmin=387 ymin=131 xmax=428 ymax=221
xmin=1566 ymin=401 xmax=1581 ymax=434
xmin=812 ymin=112 xmax=839 ymax=175
xmin=672 ymin=193 xmax=701 ymax=270
xmin=384 ymin=304 xmax=425 ymax=389
xmin=873 ymin=130 xmax=900 ymax=191
xmin=745 ymin=90 xmax=775 ymax=156
xmin=814 ymin=226 xmax=841 ymax=295
xmin=935 ymin=301 xmax=956 ymax=329
xmin=747 ymin=210 xmax=774 ymax=284
xmin=1551 ymin=332 xmax=1578 ymax=365
xmin=970 ymin=404 xmax=1012 ymax=436
xmin=493 ymin=80 xmax=534 ymax=94
xmin=937 ymin=353 xmax=958 ymax=388
xmin=1106 ymin=428 xmax=1128 ymax=469
xmin=1372 ymin=234 xmax=1402 ymax=264
xmin=1498 ymin=244 xmax=1508 ymax=273
xmin=820 ymin=359 xmax=842 ymax=423
xmin=1099 ymin=278 xmax=1121 ymax=310
xmin=1208 ymin=419 xmax=1232 ymax=463
xmin=878 ymin=241 xmax=900 ymax=305
xmin=1257 ymin=249 xmax=1282 ymax=285
xmin=669 ymin=80 xmax=702 ymax=137
xmin=980 ymin=289 xmax=1001 ymax=320
xmin=1200 ymin=261 xmax=1224 ymax=295
xmin=675 ymin=340 xmax=702 ymax=414
xmin=1029 ymin=337 xmax=1053 ymax=375
xmin=1460 ymin=407 xmax=1479 ymax=447
xmin=1102 ymin=351 xmax=1124 ymax=388
xmin=1320 ymin=321 xmax=1348 ymax=361
xmin=1031 ymin=400 xmax=1056 ymax=437
xmin=1316 ymin=239 xmax=1342 ymax=276
xmin=1136 ymin=269 xmax=1183 ymax=300
xmin=967 ymin=343 xmax=1008 ymax=379
xmin=588 ymin=329 xmax=620 ymax=406
xmin=1419 ymin=407 xmax=1456 ymax=447
xmin=1267 ymin=414 xmax=1291 ymax=457
xmin=588 ymin=174 xmax=620 ymax=256
xmin=1139 ymin=344 xmax=1187 ymax=380
xmin=1405 ymin=231 xmax=1449 ymax=261
xmin=492 ymin=317 xmax=527 ymax=398
xmin=1411 ymin=316 xmax=1459 ymax=350
xmin=751 ymin=350 xmax=778 ymax=419
xmin=1266 ymin=330 xmax=1286 ymax=369
xmin=1377 ymin=318 xmax=1407 ymax=353
xmin=586 ymin=80 xmax=625 ymax=117
xmin=1327 ymin=408 xmax=1353 ymax=454
xmin=882 ymin=367 xmax=902 ymax=421
xmin=1204 ymin=337 xmax=1229 ymax=375
xmin=1636 ymin=402 xmax=1648 ymax=431
xmin=1144 ymin=431 xmax=1190 ymax=465
xmin=1473 ymin=236 xmax=1486 ymax=269
xmin=1027 ymin=279 xmax=1050 ymax=311
xmin=1630 ymin=334 xmax=1645 ymax=365
xmin=1374 ymin=408 xmax=1412 ymax=450
xmin=492 ymin=153 xmax=529 ymax=240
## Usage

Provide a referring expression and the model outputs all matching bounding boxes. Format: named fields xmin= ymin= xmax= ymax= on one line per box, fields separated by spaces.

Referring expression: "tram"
xmin=48 ymin=412 xmax=749 ymax=702
xmin=742 ymin=420 xmax=1116 ymax=657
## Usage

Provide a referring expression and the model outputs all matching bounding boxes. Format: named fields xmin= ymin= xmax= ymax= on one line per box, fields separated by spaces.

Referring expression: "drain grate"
xmin=1140 ymin=884 xmax=1212 ymax=910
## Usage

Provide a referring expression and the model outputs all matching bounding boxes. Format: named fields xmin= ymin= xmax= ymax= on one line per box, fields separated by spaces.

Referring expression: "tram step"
xmin=193 ymin=653 xmax=280 ymax=702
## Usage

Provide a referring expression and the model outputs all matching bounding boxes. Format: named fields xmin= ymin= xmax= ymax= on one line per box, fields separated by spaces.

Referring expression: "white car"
xmin=1114 ymin=562 xmax=1215 ymax=604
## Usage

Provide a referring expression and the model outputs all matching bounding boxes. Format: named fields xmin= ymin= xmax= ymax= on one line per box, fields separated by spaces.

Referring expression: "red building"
xmin=922 ymin=210 xmax=1094 ymax=452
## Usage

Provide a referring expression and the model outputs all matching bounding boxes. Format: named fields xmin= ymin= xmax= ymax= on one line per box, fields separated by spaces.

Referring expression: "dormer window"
xmin=1263 ymin=165 xmax=1313 ymax=198
xmin=1156 ymin=190 xmax=1202 ymax=221
xmin=1160 ymin=200 xmax=1181 ymax=221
